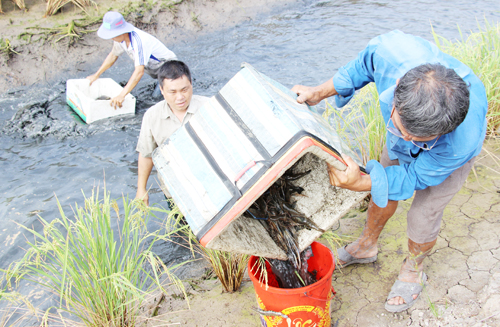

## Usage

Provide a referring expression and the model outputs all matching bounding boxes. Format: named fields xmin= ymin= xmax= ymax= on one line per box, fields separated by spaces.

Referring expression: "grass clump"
xmin=19 ymin=16 xmax=100 ymax=46
xmin=12 ymin=0 xmax=27 ymax=11
xmin=171 ymin=204 xmax=249 ymax=293
xmin=197 ymin=248 xmax=248 ymax=293
xmin=45 ymin=0 xmax=97 ymax=17
xmin=431 ymin=19 xmax=500 ymax=135
xmin=3 ymin=188 xmax=187 ymax=326
xmin=0 ymin=38 xmax=20 ymax=59
xmin=323 ymin=83 xmax=385 ymax=164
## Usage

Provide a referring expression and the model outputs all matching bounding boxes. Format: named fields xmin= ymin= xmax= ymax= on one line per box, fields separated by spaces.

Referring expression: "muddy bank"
xmin=0 ymin=0 xmax=298 ymax=93
xmin=147 ymin=139 xmax=500 ymax=327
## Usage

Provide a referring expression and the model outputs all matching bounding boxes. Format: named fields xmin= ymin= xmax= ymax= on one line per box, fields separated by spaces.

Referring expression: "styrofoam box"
xmin=153 ymin=63 xmax=369 ymax=259
xmin=66 ymin=78 xmax=136 ymax=124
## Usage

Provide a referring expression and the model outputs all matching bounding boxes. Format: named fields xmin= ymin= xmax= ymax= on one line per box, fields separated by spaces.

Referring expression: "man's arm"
xmin=111 ymin=65 xmax=145 ymax=109
xmin=291 ymin=79 xmax=338 ymax=106
xmin=86 ymin=51 xmax=119 ymax=85
xmin=136 ymin=153 xmax=154 ymax=206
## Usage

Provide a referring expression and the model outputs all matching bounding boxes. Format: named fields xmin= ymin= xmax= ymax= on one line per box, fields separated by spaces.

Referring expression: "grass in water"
xmin=431 ymin=19 xmax=500 ymax=135
xmin=0 ymin=290 xmax=35 ymax=326
xmin=3 ymin=188 xmax=187 ymax=326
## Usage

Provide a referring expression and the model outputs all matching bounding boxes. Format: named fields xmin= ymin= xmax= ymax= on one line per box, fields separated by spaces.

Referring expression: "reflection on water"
xmin=1 ymin=0 xmax=499 ymax=322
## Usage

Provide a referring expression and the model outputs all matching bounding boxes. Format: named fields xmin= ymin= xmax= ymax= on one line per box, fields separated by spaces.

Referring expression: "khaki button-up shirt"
xmin=136 ymin=95 xmax=209 ymax=158
xmin=136 ymin=95 xmax=209 ymax=198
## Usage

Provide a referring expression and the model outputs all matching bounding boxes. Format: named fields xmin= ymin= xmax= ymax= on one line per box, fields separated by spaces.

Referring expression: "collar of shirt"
xmin=121 ymin=32 xmax=133 ymax=51
xmin=379 ymin=84 xmax=396 ymax=123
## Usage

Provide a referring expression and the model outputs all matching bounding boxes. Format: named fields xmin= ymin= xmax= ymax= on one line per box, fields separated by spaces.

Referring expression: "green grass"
xmin=3 ymin=188 xmax=187 ymax=326
xmin=432 ymin=19 xmax=500 ymax=135
xmin=19 ymin=16 xmax=100 ymax=46
xmin=0 ymin=38 xmax=20 ymax=59
xmin=323 ymin=83 xmax=385 ymax=164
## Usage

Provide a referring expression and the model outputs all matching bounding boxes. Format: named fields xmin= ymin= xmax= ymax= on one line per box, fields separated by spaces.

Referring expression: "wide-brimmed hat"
xmin=97 ymin=11 xmax=135 ymax=39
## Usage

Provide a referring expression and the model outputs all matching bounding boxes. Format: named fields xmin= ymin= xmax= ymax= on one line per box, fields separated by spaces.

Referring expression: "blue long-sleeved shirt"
xmin=332 ymin=30 xmax=487 ymax=207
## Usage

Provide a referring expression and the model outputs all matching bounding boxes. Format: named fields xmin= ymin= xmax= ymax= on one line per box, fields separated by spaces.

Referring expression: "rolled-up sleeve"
xmin=371 ymin=148 xmax=476 ymax=204
xmin=366 ymin=160 xmax=388 ymax=207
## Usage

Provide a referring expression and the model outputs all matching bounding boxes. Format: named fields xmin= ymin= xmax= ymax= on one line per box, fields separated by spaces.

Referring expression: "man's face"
xmin=390 ymin=106 xmax=438 ymax=142
xmin=160 ymin=75 xmax=193 ymax=113
xmin=112 ymin=34 xmax=128 ymax=43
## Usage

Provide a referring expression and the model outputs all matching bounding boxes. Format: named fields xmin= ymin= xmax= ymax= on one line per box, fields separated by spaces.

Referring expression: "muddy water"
xmin=1 ymin=0 xmax=500 ymax=321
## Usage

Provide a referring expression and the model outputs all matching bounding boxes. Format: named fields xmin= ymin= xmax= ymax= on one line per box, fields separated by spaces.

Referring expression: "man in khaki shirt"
xmin=136 ymin=60 xmax=209 ymax=205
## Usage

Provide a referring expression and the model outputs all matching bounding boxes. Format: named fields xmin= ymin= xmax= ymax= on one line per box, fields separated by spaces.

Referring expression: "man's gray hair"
xmin=394 ymin=63 xmax=470 ymax=137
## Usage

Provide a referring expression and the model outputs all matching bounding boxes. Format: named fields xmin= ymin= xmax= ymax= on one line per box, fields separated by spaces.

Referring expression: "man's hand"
xmin=136 ymin=188 xmax=149 ymax=206
xmin=291 ymin=85 xmax=323 ymax=106
xmin=86 ymin=74 xmax=99 ymax=86
xmin=109 ymin=66 xmax=144 ymax=110
xmin=292 ymin=79 xmax=338 ymax=106
xmin=327 ymin=155 xmax=371 ymax=192
xmin=111 ymin=94 xmax=126 ymax=109
xmin=137 ymin=154 xmax=154 ymax=207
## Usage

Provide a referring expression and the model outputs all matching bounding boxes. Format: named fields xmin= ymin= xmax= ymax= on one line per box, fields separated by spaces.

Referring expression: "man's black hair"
xmin=158 ymin=60 xmax=192 ymax=87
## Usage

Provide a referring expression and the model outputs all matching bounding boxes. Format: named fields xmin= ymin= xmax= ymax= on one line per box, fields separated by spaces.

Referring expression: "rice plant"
xmin=323 ymin=83 xmax=385 ymax=164
xmin=0 ymin=290 xmax=35 ymax=327
xmin=45 ymin=0 xmax=97 ymax=17
xmin=248 ymin=257 xmax=269 ymax=288
xmin=12 ymin=0 xmax=26 ymax=11
xmin=197 ymin=247 xmax=249 ymax=293
xmin=172 ymin=204 xmax=250 ymax=293
xmin=431 ymin=19 xmax=500 ymax=135
xmin=4 ymin=188 xmax=187 ymax=326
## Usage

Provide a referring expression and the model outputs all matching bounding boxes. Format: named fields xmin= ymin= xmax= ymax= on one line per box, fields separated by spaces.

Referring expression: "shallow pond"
xmin=1 ymin=0 xmax=500 ymax=322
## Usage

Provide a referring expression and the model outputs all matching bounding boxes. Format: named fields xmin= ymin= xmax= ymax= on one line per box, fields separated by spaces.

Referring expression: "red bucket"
xmin=248 ymin=241 xmax=335 ymax=327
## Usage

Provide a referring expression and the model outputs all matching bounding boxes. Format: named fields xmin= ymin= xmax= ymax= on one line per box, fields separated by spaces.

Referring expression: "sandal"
xmin=385 ymin=272 xmax=427 ymax=313
xmin=336 ymin=245 xmax=377 ymax=268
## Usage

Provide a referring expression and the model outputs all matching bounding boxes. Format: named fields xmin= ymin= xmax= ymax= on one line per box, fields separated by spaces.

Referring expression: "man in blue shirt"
xmin=292 ymin=30 xmax=487 ymax=312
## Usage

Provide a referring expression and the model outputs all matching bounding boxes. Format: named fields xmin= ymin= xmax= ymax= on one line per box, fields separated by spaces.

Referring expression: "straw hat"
xmin=97 ymin=12 xmax=135 ymax=39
